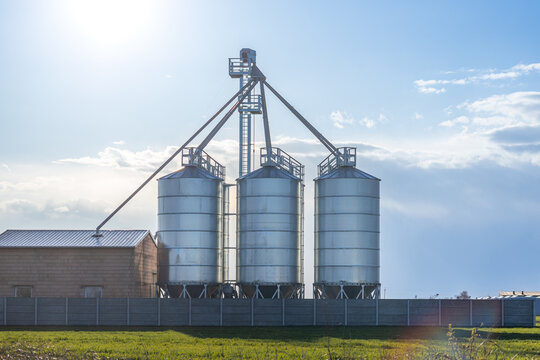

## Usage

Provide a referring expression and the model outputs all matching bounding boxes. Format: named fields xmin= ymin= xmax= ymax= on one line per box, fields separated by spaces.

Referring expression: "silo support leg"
xmin=272 ymin=284 xmax=281 ymax=299
xmin=198 ymin=284 xmax=208 ymax=299
xmin=337 ymin=285 xmax=348 ymax=300
xmin=255 ymin=284 xmax=264 ymax=299
xmin=181 ymin=285 xmax=191 ymax=299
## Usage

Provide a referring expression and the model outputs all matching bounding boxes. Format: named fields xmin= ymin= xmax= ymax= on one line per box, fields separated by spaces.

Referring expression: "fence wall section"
xmin=0 ymin=298 xmax=535 ymax=327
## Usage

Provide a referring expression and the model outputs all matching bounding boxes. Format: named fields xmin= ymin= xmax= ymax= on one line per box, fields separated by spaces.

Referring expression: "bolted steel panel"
xmin=157 ymin=166 xmax=224 ymax=285
xmin=315 ymin=167 xmax=380 ymax=286
xmin=237 ymin=166 xmax=302 ymax=285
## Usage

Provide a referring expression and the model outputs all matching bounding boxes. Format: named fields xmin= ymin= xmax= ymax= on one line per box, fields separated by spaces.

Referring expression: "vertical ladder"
xmin=239 ymin=75 xmax=252 ymax=176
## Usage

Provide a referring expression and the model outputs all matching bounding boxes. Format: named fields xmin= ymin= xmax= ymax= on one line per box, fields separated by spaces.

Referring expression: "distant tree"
xmin=456 ymin=290 xmax=471 ymax=299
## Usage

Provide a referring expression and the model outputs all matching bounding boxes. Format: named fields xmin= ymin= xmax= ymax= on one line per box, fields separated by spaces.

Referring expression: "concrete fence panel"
xmin=37 ymin=297 xmax=65 ymax=325
xmin=253 ymin=299 xmax=282 ymax=326
xmin=191 ymin=299 xmax=220 ymax=326
xmin=6 ymin=297 xmax=35 ymax=325
xmin=504 ymin=299 xmax=535 ymax=327
xmin=129 ymin=298 xmax=158 ymax=326
xmin=378 ymin=300 xmax=408 ymax=326
xmin=441 ymin=299 xmax=471 ymax=326
xmin=68 ymin=298 xmax=97 ymax=326
xmin=100 ymin=298 xmax=128 ymax=326
xmin=160 ymin=298 xmax=189 ymax=326
xmin=284 ymin=299 xmax=313 ymax=326
xmin=222 ymin=299 xmax=251 ymax=326
xmin=472 ymin=300 xmax=502 ymax=327
xmin=347 ymin=299 xmax=376 ymax=325
xmin=315 ymin=299 xmax=345 ymax=326
xmin=409 ymin=299 xmax=439 ymax=326
xmin=0 ymin=298 xmax=534 ymax=327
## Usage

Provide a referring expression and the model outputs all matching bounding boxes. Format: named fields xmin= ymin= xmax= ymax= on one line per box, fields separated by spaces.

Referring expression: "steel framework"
xmin=94 ymin=49 xmax=378 ymax=300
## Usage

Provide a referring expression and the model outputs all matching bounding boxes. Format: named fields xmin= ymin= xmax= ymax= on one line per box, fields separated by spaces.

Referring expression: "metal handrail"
xmin=182 ymin=147 xmax=225 ymax=179
xmin=318 ymin=147 xmax=356 ymax=176
xmin=229 ymin=58 xmax=252 ymax=76
xmin=239 ymin=94 xmax=262 ymax=113
xmin=261 ymin=147 xmax=304 ymax=181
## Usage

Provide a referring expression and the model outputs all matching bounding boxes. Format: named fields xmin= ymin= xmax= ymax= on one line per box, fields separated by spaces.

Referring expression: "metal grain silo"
xmin=157 ymin=149 xmax=225 ymax=298
xmin=236 ymin=155 xmax=304 ymax=299
xmin=314 ymin=148 xmax=381 ymax=299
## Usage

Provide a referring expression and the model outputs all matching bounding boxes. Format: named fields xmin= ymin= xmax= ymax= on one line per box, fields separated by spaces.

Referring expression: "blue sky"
xmin=1 ymin=1 xmax=539 ymax=298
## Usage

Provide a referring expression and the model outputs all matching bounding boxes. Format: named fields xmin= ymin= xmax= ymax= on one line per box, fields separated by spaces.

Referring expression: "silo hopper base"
xmin=314 ymin=283 xmax=380 ymax=299
xmin=160 ymin=283 xmax=221 ymax=299
xmin=238 ymin=283 xmax=303 ymax=299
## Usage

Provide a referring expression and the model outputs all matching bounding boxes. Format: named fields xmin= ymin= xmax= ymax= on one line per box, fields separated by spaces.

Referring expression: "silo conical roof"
xmin=159 ymin=166 xmax=222 ymax=180
xmin=316 ymin=166 xmax=379 ymax=181
xmin=238 ymin=165 xmax=300 ymax=181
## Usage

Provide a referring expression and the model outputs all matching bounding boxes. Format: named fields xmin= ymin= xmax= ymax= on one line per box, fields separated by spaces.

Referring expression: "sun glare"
xmin=66 ymin=0 xmax=153 ymax=49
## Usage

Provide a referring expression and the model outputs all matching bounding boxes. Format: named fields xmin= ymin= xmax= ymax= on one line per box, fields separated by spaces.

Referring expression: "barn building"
xmin=0 ymin=230 xmax=157 ymax=298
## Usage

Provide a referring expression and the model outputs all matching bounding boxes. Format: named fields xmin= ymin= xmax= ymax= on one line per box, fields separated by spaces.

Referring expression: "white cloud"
xmin=359 ymin=117 xmax=376 ymax=128
xmin=0 ymin=163 xmax=158 ymax=231
xmin=55 ymin=146 xmax=178 ymax=172
xmin=53 ymin=206 xmax=70 ymax=213
xmin=330 ymin=111 xmax=387 ymax=129
xmin=330 ymin=110 xmax=354 ymax=129
xmin=57 ymin=91 xmax=540 ymax=174
xmin=0 ymin=199 xmax=42 ymax=214
xmin=113 ymin=140 xmax=125 ymax=145
xmin=465 ymin=91 xmax=540 ymax=125
xmin=439 ymin=115 xmax=469 ymax=127
xmin=378 ymin=113 xmax=389 ymax=123
xmin=277 ymin=91 xmax=540 ymax=169
xmin=358 ymin=113 xmax=387 ymax=128
xmin=273 ymin=136 xmax=320 ymax=146
xmin=414 ymin=113 xmax=424 ymax=120
xmin=415 ymin=62 xmax=540 ymax=94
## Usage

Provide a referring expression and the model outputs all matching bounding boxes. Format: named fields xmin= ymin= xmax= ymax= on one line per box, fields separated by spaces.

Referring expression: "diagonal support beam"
xmin=259 ymin=81 xmax=272 ymax=158
xmin=94 ymin=80 xmax=257 ymax=235
xmin=195 ymin=79 xmax=259 ymax=153
xmin=263 ymin=81 xmax=337 ymax=153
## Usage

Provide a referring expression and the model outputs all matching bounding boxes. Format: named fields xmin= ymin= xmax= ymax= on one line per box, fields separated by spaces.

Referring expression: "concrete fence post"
xmin=127 ymin=298 xmax=130 ymax=326
xmin=282 ymin=298 xmax=285 ymax=326
xmin=157 ymin=298 xmax=161 ymax=327
xmin=344 ymin=299 xmax=348 ymax=326
xmin=501 ymin=298 xmax=504 ymax=327
xmin=250 ymin=298 xmax=254 ymax=327
xmin=96 ymin=297 xmax=99 ymax=326
xmin=532 ymin=299 xmax=536 ymax=327
xmin=34 ymin=297 xmax=38 ymax=325
xmin=65 ymin=297 xmax=68 ymax=325
xmin=375 ymin=299 xmax=379 ymax=326
xmin=188 ymin=298 xmax=192 ymax=326
xmin=407 ymin=300 xmax=410 ymax=326
xmin=469 ymin=299 xmax=473 ymax=327
xmin=313 ymin=299 xmax=317 ymax=325
xmin=219 ymin=298 xmax=223 ymax=326
xmin=438 ymin=299 xmax=442 ymax=326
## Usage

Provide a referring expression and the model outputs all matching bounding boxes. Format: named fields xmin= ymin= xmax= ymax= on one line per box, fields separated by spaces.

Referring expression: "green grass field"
xmin=0 ymin=325 xmax=539 ymax=360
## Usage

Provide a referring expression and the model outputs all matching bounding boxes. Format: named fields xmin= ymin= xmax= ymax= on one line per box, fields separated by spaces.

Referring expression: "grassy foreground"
xmin=0 ymin=325 xmax=539 ymax=359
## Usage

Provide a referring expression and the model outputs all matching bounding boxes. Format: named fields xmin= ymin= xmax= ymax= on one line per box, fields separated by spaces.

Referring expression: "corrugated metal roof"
xmin=0 ymin=230 xmax=151 ymax=248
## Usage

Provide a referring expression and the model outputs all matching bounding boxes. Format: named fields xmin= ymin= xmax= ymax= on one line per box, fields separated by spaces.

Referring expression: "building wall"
xmin=0 ymin=235 xmax=157 ymax=298
xmin=133 ymin=235 xmax=158 ymax=297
